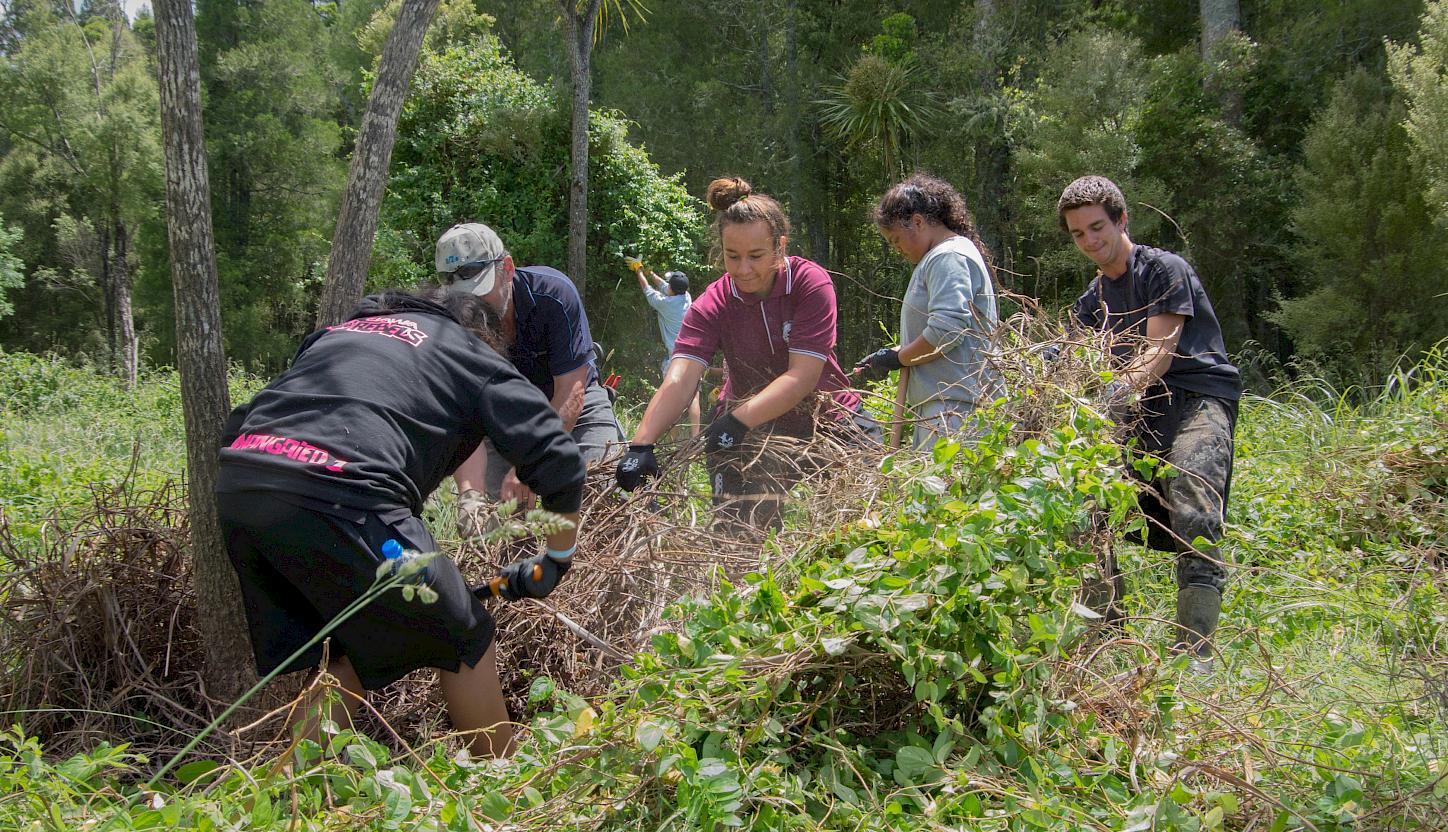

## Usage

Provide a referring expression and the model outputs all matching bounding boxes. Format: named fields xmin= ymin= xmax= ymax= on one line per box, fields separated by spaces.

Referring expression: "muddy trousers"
xmin=706 ymin=404 xmax=883 ymax=534
xmin=1089 ymin=389 xmax=1238 ymax=616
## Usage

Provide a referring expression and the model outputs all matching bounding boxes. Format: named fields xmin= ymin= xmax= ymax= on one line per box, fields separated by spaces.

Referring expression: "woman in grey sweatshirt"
xmin=854 ymin=175 xmax=1001 ymax=449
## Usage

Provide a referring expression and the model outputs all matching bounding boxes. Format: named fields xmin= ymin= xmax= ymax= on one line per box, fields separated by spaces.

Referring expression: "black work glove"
xmin=852 ymin=347 xmax=902 ymax=382
xmin=614 ymin=444 xmax=658 ymax=492
xmin=491 ymin=550 xmax=573 ymax=601
xmin=1041 ymin=343 xmax=1063 ymax=364
xmin=703 ymin=411 xmax=750 ymax=453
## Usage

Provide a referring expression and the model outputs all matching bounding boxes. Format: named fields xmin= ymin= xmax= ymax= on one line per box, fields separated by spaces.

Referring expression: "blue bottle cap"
xmin=381 ymin=539 xmax=403 ymax=559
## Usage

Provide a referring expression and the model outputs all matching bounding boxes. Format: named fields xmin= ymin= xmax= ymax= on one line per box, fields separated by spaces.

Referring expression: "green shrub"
xmin=379 ymin=36 xmax=708 ymax=376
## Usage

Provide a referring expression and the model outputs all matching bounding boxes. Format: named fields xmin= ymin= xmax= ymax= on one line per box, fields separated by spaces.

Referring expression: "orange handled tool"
xmin=485 ymin=564 xmax=544 ymax=598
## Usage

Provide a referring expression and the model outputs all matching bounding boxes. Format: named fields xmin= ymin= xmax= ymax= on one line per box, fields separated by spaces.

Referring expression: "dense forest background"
xmin=2 ymin=0 xmax=1446 ymax=387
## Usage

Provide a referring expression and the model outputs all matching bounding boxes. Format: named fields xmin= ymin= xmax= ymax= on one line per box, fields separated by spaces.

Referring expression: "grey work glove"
xmin=1099 ymin=380 xmax=1138 ymax=424
xmin=456 ymin=488 xmax=491 ymax=539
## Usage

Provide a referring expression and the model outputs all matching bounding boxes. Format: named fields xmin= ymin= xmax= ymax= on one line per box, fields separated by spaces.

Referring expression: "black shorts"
xmin=217 ymin=490 xmax=495 ymax=690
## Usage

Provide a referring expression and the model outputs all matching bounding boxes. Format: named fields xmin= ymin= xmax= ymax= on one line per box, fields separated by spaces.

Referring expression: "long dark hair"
xmin=373 ymin=286 xmax=505 ymax=352
xmin=875 ymin=173 xmax=994 ymax=270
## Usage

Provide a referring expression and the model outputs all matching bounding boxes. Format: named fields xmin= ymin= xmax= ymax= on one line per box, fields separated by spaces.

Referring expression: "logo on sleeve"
xmin=782 ymin=321 xmax=792 ymax=344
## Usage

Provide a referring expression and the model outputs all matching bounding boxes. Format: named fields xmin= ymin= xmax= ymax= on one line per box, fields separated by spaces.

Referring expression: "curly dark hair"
xmin=705 ymin=176 xmax=791 ymax=250
xmin=874 ymin=173 xmax=994 ymax=269
xmin=1056 ymin=175 xmax=1127 ymax=232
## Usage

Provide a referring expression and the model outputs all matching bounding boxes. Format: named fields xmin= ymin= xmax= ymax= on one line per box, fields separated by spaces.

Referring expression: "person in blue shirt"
xmin=437 ymin=223 xmax=624 ymax=532
xmin=633 ymin=263 xmax=700 ymax=437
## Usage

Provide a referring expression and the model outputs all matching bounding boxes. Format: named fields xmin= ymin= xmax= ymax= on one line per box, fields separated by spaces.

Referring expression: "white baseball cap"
xmin=435 ymin=222 xmax=506 ymax=296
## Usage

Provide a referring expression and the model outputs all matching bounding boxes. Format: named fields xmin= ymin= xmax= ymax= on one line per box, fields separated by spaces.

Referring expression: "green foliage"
xmin=1237 ymin=345 xmax=1448 ymax=555
xmin=1389 ymin=0 xmax=1448 ymax=229
xmin=1135 ymin=47 xmax=1286 ymax=349
xmin=1247 ymin=0 xmax=1424 ymax=158
xmin=0 ymin=4 xmax=160 ymax=359
xmin=818 ymin=52 xmax=941 ymax=183
xmin=1009 ymin=28 xmax=1170 ymax=305
xmin=866 ymin=12 xmax=918 ymax=63
xmin=1274 ymin=68 xmax=1448 ymax=379
xmin=352 ymin=0 xmax=493 ymax=61
xmin=381 ymin=35 xmax=707 ymax=346
xmin=0 ymin=0 xmax=1437 ymax=388
xmin=141 ymin=0 xmax=346 ymax=371
xmin=0 ymin=349 xmax=262 ymax=540
xmin=0 ymin=215 xmax=21 ymax=320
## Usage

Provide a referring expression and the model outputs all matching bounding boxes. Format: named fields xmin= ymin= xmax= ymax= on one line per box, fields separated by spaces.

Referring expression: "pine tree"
xmin=1275 ymin=68 xmax=1448 ymax=378
xmin=192 ymin=0 xmax=344 ymax=367
xmin=1389 ymin=0 xmax=1448 ymax=229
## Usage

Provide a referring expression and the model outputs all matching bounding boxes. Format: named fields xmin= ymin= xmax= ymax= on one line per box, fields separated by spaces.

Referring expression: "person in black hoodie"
xmin=216 ymin=285 xmax=586 ymax=757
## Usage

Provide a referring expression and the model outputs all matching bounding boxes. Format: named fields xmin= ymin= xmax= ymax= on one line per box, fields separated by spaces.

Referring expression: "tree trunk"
xmin=316 ymin=0 xmax=443 ymax=328
xmin=561 ymin=0 xmax=601 ymax=297
xmin=972 ymin=0 xmax=1011 ymax=280
xmin=784 ymin=0 xmax=808 ymax=256
xmin=153 ymin=0 xmax=253 ymax=703
xmin=1199 ymin=0 xmax=1243 ymax=125
xmin=97 ymin=223 xmax=118 ymax=376
xmin=112 ymin=219 xmax=137 ymax=386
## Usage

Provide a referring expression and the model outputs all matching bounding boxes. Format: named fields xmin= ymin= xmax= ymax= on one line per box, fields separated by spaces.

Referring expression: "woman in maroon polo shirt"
xmin=614 ymin=176 xmax=880 ymax=530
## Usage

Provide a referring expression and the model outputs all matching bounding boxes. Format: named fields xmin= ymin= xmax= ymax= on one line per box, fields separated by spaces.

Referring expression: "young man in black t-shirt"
xmin=1058 ymin=175 xmax=1242 ymax=673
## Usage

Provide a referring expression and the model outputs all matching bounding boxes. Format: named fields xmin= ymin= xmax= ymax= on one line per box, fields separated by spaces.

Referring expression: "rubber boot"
xmin=1174 ymin=585 xmax=1221 ymax=675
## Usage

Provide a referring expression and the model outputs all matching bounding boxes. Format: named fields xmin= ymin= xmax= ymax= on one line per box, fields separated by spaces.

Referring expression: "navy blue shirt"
xmin=509 ymin=266 xmax=598 ymax=398
xmin=1072 ymin=245 xmax=1241 ymax=401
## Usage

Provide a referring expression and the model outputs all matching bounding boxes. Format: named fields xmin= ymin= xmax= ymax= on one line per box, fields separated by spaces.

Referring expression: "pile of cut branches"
xmin=0 ymin=478 xmax=294 ymax=759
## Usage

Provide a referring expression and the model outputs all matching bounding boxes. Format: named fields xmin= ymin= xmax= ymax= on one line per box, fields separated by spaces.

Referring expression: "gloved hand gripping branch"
xmin=484 ymin=545 xmax=575 ymax=601
xmin=1098 ymin=379 xmax=1138 ymax=424
xmin=702 ymin=411 xmax=750 ymax=453
xmin=456 ymin=487 xmax=490 ymax=539
xmin=852 ymin=347 xmax=902 ymax=382
xmin=614 ymin=444 xmax=658 ymax=492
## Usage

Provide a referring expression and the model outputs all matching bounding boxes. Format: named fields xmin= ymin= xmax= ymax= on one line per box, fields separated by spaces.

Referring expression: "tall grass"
xmin=0 ymin=346 xmax=1443 ymax=828
xmin=0 ymin=350 xmax=262 ymax=542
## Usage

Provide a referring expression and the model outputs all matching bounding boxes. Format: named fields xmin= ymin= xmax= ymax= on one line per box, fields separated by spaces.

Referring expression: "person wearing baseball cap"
xmin=437 ymin=222 xmax=624 ymax=535
xmin=629 ymin=260 xmax=701 ymax=438
xmin=435 ymin=222 xmax=507 ymax=297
